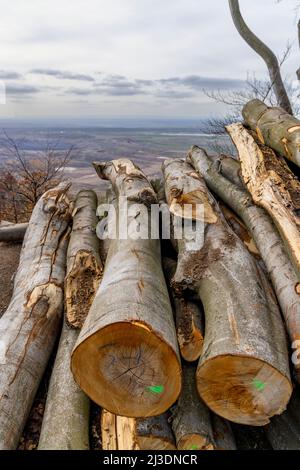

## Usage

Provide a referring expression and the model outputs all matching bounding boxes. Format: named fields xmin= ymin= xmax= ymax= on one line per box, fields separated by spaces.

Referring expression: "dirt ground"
xmin=0 ymin=242 xmax=22 ymax=317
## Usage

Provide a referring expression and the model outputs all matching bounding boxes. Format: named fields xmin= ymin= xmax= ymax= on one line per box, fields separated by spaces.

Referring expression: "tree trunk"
xmin=97 ymin=188 xmax=116 ymax=263
xmin=265 ymin=389 xmax=300 ymax=450
xmin=187 ymin=146 xmax=300 ymax=383
xmin=227 ymin=122 xmax=300 ymax=278
xmin=172 ymin=365 xmax=215 ymax=450
xmin=38 ymin=320 xmax=90 ymax=450
xmin=72 ymin=159 xmax=181 ymax=418
xmin=220 ymin=203 xmax=260 ymax=258
xmin=0 ymin=185 xmax=71 ymax=450
xmin=163 ymin=257 xmax=204 ymax=362
xmin=212 ymin=415 xmax=236 ymax=450
xmin=65 ymin=190 xmax=103 ymax=329
xmin=101 ymin=410 xmax=176 ymax=450
xmin=163 ymin=158 xmax=292 ymax=426
xmin=242 ymin=99 xmax=300 ymax=167
xmin=0 ymin=222 xmax=28 ymax=243
xmin=228 ymin=1 xmax=293 ymax=114
xmin=209 ymin=154 xmax=244 ymax=189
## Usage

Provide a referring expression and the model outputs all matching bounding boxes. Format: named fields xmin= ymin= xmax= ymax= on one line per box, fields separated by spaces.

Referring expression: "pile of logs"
xmin=0 ymin=98 xmax=300 ymax=450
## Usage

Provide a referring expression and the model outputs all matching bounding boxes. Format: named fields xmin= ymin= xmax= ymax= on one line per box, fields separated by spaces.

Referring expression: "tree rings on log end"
xmin=196 ymin=355 xmax=292 ymax=426
xmin=71 ymin=322 xmax=181 ymax=418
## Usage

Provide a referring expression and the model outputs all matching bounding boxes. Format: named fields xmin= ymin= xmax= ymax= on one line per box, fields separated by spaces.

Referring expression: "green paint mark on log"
xmin=190 ymin=445 xmax=198 ymax=450
xmin=146 ymin=385 xmax=164 ymax=395
xmin=252 ymin=379 xmax=266 ymax=391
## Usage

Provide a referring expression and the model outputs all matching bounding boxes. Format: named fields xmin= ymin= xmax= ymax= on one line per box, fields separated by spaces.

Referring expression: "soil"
xmin=0 ymin=242 xmax=22 ymax=317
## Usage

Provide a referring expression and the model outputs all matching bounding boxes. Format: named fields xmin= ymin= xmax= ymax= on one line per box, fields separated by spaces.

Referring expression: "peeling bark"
xmin=172 ymin=365 xmax=215 ymax=450
xmin=93 ymin=159 xmax=157 ymax=207
xmin=220 ymin=203 xmax=260 ymax=258
xmin=0 ymin=185 xmax=71 ymax=449
xmin=65 ymin=190 xmax=103 ymax=329
xmin=72 ymin=159 xmax=181 ymax=418
xmin=38 ymin=320 xmax=90 ymax=450
xmin=101 ymin=410 xmax=176 ymax=450
xmin=163 ymin=257 xmax=204 ymax=362
xmin=243 ymin=99 xmax=300 ymax=167
xmin=163 ymin=158 xmax=292 ymax=426
xmin=0 ymin=223 xmax=28 ymax=243
xmin=187 ymin=146 xmax=300 ymax=383
xmin=227 ymin=123 xmax=300 ymax=278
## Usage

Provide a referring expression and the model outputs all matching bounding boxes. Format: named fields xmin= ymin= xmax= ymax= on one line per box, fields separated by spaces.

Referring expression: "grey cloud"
xmin=30 ymin=69 xmax=95 ymax=82
xmin=0 ymin=71 xmax=23 ymax=80
xmin=69 ymin=84 xmax=145 ymax=97
xmin=62 ymin=73 xmax=246 ymax=99
xmin=135 ymin=79 xmax=155 ymax=86
xmin=101 ymin=86 xmax=146 ymax=96
xmin=66 ymin=88 xmax=93 ymax=96
xmin=6 ymin=84 xmax=40 ymax=95
xmin=158 ymin=76 xmax=245 ymax=90
xmin=155 ymin=90 xmax=195 ymax=99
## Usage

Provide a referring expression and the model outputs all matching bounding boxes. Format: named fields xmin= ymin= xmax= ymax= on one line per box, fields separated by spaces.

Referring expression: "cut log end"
xmin=169 ymin=190 xmax=217 ymax=223
xmin=179 ymin=329 xmax=204 ymax=363
xmin=65 ymin=250 xmax=102 ymax=329
xmin=177 ymin=434 xmax=214 ymax=451
xmin=197 ymin=356 xmax=292 ymax=426
xmin=177 ymin=300 xmax=204 ymax=362
xmin=72 ymin=322 xmax=181 ymax=417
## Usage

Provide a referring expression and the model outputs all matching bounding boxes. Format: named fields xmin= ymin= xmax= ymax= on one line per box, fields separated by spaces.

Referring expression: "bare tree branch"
xmin=228 ymin=0 xmax=293 ymax=114
xmin=0 ymin=133 xmax=74 ymax=221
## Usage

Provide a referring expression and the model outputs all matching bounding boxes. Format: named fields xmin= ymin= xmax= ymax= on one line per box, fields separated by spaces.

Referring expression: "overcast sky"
xmin=0 ymin=0 xmax=298 ymax=120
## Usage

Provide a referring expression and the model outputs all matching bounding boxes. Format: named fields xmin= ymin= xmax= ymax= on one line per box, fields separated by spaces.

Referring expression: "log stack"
xmin=71 ymin=159 xmax=182 ymax=418
xmin=1 ymin=99 xmax=300 ymax=450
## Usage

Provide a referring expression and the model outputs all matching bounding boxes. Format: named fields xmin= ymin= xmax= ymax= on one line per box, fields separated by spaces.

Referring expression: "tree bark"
xmin=163 ymin=158 xmax=292 ymax=426
xmin=228 ymin=0 xmax=293 ymax=114
xmin=38 ymin=320 xmax=90 ymax=450
xmin=187 ymin=146 xmax=300 ymax=383
xmin=243 ymin=99 xmax=300 ymax=168
xmin=65 ymin=190 xmax=103 ymax=329
xmin=212 ymin=415 xmax=236 ymax=450
xmin=163 ymin=257 xmax=204 ymax=362
xmin=227 ymin=122 xmax=300 ymax=277
xmin=219 ymin=203 xmax=260 ymax=258
xmin=209 ymin=154 xmax=244 ymax=189
xmin=72 ymin=159 xmax=181 ymax=418
xmin=265 ymin=389 xmax=300 ymax=450
xmin=0 ymin=222 xmax=28 ymax=243
xmin=0 ymin=185 xmax=71 ymax=449
xmin=101 ymin=410 xmax=176 ymax=450
xmin=172 ymin=365 xmax=215 ymax=450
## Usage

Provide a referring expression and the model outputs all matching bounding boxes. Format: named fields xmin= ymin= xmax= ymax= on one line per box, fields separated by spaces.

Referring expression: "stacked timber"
xmin=38 ymin=190 xmax=102 ymax=450
xmin=0 ymin=185 xmax=71 ymax=450
xmin=71 ymin=159 xmax=182 ymax=418
xmin=163 ymin=158 xmax=292 ymax=426
xmin=1 ymin=99 xmax=300 ymax=450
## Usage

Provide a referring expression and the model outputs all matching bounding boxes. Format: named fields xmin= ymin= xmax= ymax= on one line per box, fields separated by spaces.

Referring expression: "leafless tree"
xmin=228 ymin=0 xmax=293 ymax=114
xmin=0 ymin=133 xmax=74 ymax=221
